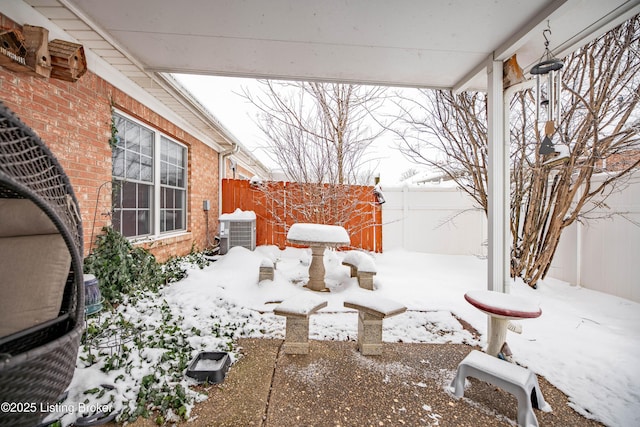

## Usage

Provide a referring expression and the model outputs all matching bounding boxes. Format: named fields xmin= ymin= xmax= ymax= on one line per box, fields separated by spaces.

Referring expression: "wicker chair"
xmin=0 ymin=101 xmax=84 ymax=427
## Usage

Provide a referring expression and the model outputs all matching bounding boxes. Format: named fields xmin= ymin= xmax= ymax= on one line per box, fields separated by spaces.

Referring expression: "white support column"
xmin=486 ymin=59 xmax=509 ymax=294
xmin=503 ymin=79 xmax=536 ymax=293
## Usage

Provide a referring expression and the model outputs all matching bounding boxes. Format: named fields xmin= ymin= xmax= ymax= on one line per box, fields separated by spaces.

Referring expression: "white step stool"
xmin=450 ymin=350 xmax=551 ymax=427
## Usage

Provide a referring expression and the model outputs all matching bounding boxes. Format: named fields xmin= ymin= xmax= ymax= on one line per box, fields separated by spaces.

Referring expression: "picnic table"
xmin=287 ymin=223 xmax=350 ymax=292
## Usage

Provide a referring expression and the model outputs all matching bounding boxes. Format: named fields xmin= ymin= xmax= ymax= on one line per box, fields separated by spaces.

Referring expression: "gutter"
xmin=154 ymin=73 xmax=242 ymax=152
xmin=219 ymin=142 xmax=240 ymax=218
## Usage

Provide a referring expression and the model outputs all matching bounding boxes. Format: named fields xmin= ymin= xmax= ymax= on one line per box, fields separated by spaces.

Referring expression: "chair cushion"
xmin=0 ymin=234 xmax=71 ymax=337
xmin=0 ymin=198 xmax=58 ymax=237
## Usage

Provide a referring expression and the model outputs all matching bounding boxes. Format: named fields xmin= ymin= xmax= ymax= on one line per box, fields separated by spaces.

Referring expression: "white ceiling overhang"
xmin=11 ymin=0 xmax=640 ymax=177
xmin=15 ymin=0 xmax=639 ymax=159
xmin=24 ymin=0 xmax=640 ymax=91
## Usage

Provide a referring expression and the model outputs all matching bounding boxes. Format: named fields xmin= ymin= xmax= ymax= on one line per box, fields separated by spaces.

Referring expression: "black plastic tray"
xmin=186 ymin=351 xmax=231 ymax=384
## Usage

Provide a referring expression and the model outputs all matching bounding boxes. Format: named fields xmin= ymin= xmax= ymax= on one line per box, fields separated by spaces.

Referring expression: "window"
xmin=112 ymin=112 xmax=187 ymax=238
xmin=160 ymin=136 xmax=186 ymax=232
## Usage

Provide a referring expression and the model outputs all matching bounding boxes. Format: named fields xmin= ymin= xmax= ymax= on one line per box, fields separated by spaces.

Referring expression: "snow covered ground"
xmin=58 ymin=246 xmax=639 ymax=426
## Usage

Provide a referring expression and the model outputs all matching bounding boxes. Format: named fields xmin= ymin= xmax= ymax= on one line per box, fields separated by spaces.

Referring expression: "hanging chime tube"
xmin=547 ymin=70 xmax=554 ymax=124
xmin=535 ymin=73 xmax=542 ymax=123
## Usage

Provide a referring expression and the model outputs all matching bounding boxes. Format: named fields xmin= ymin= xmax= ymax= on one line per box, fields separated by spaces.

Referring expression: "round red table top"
xmin=465 ymin=290 xmax=542 ymax=320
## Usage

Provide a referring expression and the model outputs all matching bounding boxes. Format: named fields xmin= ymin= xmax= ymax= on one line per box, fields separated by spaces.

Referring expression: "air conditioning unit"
xmin=219 ymin=210 xmax=256 ymax=255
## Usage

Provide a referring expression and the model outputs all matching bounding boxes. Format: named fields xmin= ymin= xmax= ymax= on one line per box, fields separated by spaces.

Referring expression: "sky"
xmin=174 ymin=74 xmax=421 ymax=185
xmin=53 ymin=245 xmax=640 ymax=427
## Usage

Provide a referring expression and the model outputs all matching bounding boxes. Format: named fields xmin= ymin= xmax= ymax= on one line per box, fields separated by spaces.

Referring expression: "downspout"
xmin=218 ymin=142 xmax=239 ymax=218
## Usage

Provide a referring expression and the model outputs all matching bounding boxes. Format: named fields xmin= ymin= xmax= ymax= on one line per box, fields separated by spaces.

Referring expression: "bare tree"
xmin=243 ymin=81 xmax=386 ymax=234
xmin=244 ymin=80 xmax=386 ymax=185
xmin=393 ymin=15 xmax=640 ymax=287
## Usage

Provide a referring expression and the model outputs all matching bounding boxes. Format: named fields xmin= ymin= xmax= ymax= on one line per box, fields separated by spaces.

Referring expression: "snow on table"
xmin=287 ymin=223 xmax=350 ymax=245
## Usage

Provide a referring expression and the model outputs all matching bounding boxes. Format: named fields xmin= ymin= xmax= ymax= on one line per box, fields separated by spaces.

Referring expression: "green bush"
xmin=84 ymin=227 xmax=212 ymax=304
xmin=84 ymin=227 xmax=165 ymax=304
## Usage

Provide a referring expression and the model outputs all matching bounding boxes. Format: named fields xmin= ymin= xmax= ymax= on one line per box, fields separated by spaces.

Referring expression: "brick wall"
xmin=596 ymin=150 xmax=640 ymax=172
xmin=222 ymin=156 xmax=250 ymax=180
xmin=0 ymin=67 xmax=221 ymax=262
xmin=235 ymin=162 xmax=257 ymax=180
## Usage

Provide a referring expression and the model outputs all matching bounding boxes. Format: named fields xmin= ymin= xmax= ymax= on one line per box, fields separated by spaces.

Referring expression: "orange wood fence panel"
xmin=221 ymin=179 xmax=382 ymax=252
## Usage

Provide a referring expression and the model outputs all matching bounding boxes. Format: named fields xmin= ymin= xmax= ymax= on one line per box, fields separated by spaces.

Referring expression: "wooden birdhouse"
xmin=48 ymin=39 xmax=87 ymax=82
xmin=0 ymin=29 xmax=29 ymax=73
xmin=22 ymin=25 xmax=51 ymax=78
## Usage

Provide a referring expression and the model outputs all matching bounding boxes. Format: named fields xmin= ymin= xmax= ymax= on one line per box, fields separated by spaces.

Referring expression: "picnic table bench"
xmin=343 ymin=294 xmax=406 ymax=355
xmin=258 ymin=257 xmax=275 ymax=282
xmin=342 ymin=251 xmax=377 ymax=290
xmin=273 ymin=293 xmax=327 ymax=354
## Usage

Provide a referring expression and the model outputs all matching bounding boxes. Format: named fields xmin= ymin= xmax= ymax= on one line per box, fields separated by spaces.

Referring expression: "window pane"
xmin=122 ymin=181 xmax=137 ymax=208
xmin=174 ymin=210 xmax=183 ymax=230
xmin=175 ymin=189 xmax=185 ymax=209
xmin=122 ymin=211 xmax=137 ymax=237
xmin=176 ymin=166 xmax=185 ymax=188
xmin=167 ymin=165 xmax=177 ymax=187
xmin=141 ymin=155 xmax=153 ymax=182
xmin=112 ymin=180 xmax=122 ymax=208
xmin=113 ymin=148 xmax=125 ymax=178
xmin=138 ymin=210 xmax=150 ymax=235
xmin=160 ymin=162 xmax=167 ymax=185
xmin=112 ymin=210 xmax=121 ymax=231
xmin=164 ymin=188 xmax=175 ymax=208
xmin=166 ymin=210 xmax=175 ymax=231
xmin=141 ymin=165 xmax=152 ymax=182
xmin=114 ymin=116 xmax=126 ymax=146
xmin=126 ymin=121 xmax=140 ymax=153
xmin=126 ymin=153 xmax=140 ymax=180
xmin=161 ymin=138 xmax=168 ymax=162
xmin=140 ymin=128 xmax=153 ymax=156
xmin=138 ymin=184 xmax=150 ymax=209
xmin=166 ymin=141 xmax=177 ymax=164
xmin=160 ymin=210 xmax=166 ymax=233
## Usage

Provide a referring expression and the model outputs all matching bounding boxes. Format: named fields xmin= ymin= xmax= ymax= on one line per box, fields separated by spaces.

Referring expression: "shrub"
xmin=84 ymin=227 xmax=165 ymax=304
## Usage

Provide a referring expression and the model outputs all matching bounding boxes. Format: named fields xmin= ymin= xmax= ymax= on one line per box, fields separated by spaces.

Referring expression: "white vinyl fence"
xmin=549 ymin=171 xmax=640 ymax=302
xmin=381 ymin=173 xmax=640 ymax=303
xmin=381 ymin=184 xmax=486 ymax=256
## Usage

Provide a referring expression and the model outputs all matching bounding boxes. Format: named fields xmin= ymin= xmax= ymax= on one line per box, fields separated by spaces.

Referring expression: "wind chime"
xmin=530 ymin=24 xmax=564 ymax=155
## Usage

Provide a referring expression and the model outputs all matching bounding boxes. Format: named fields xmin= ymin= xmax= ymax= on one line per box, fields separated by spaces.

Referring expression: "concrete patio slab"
xmin=112 ymin=338 xmax=604 ymax=426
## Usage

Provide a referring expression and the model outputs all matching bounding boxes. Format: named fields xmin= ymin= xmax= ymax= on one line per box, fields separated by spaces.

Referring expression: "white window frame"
xmin=112 ymin=110 xmax=189 ymax=240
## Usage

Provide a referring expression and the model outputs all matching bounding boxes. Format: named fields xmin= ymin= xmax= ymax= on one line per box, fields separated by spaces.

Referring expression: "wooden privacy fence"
xmin=221 ymin=179 xmax=382 ymax=252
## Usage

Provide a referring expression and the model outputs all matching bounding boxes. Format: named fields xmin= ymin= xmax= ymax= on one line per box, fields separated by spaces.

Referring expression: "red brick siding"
xmin=596 ymin=150 xmax=640 ymax=172
xmin=1 ymin=67 xmax=221 ymax=262
xmin=236 ymin=162 xmax=256 ymax=180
